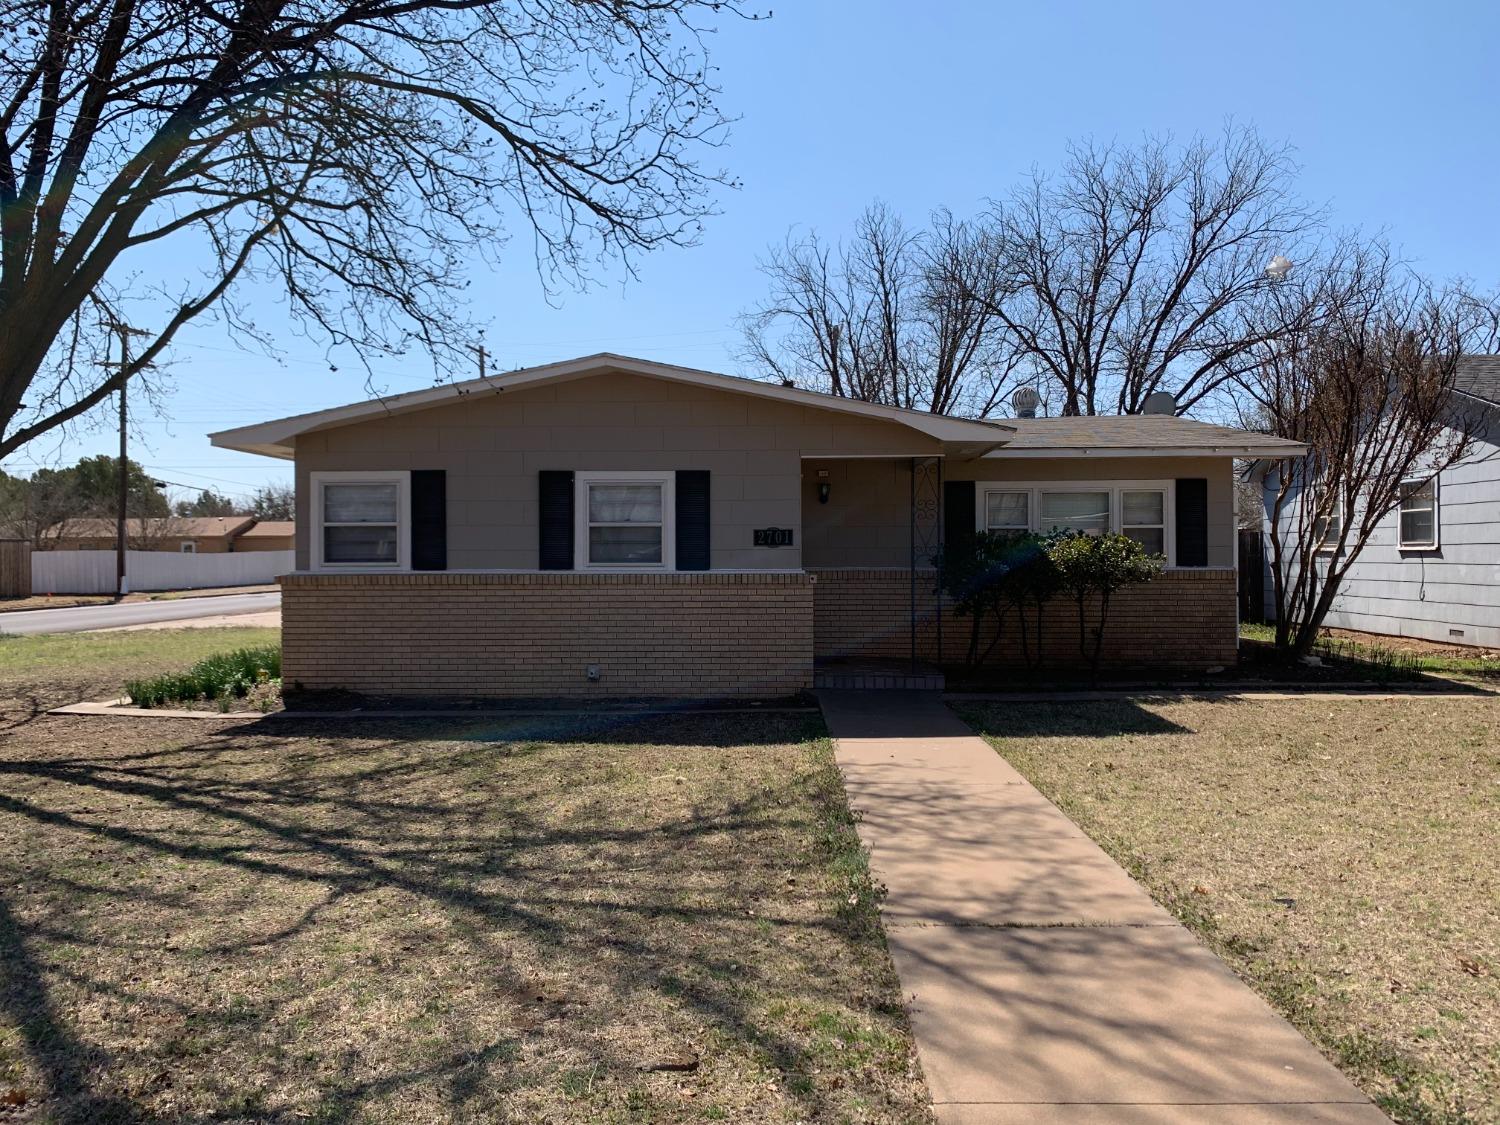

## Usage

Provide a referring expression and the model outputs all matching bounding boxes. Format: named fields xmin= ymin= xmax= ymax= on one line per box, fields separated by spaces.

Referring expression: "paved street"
xmin=0 ymin=592 xmax=281 ymax=635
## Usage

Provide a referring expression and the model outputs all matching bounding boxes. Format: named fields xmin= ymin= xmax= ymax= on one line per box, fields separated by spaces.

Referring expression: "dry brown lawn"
xmin=0 ymin=635 xmax=927 ymax=1123
xmin=958 ymin=696 xmax=1500 ymax=1125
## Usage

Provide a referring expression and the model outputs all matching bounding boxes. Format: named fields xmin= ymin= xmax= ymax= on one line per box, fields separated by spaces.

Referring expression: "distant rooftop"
xmin=236 ymin=520 xmax=295 ymax=538
xmin=50 ymin=517 xmax=255 ymax=538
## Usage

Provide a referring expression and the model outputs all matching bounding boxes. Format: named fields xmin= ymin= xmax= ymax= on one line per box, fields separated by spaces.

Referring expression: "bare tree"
xmin=249 ymin=482 xmax=296 ymax=521
xmin=962 ymin=127 xmax=1321 ymax=416
xmin=0 ymin=0 xmax=745 ymax=458
xmin=1246 ymin=253 xmax=1494 ymax=655
xmin=740 ymin=202 xmax=1020 ymax=416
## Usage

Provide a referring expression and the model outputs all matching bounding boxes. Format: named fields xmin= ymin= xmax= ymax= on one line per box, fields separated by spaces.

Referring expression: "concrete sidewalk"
xmin=818 ymin=690 xmax=1387 ymax=1124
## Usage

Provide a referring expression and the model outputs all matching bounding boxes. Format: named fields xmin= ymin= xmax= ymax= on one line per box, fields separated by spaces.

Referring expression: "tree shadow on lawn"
xmin=957 ymin=698 xmax=1194 ymax=741
xmin=0 ymin=712 xmax=921 ymax=1123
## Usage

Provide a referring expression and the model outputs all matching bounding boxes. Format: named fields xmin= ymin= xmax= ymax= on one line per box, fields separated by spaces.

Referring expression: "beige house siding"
xmin=280 ymin=571 xmax=813 ymax=698
xmin=801 ymin=455 xmax=1236 ymax=569
xmin=293 ymin=371 xmax=935 ymax=571
xmin=233 ymin=536 xmax=295 ymax=552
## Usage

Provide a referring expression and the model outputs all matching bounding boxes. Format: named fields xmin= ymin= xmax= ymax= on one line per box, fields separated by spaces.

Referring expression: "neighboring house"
xmin=230 ymin=520 xmax=296 ymax=552
xmin=211 ymin=353 xmax=1304 ymax=698
xmin=1259 ymin=355 xmax=1500 ymax=649
xmin=47 ymin=516 xmax=257 ymax=553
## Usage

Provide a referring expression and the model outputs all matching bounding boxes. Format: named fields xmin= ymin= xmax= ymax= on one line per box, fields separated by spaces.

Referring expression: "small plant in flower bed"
xmin=125 ymin=645 xmax=281 ymax=709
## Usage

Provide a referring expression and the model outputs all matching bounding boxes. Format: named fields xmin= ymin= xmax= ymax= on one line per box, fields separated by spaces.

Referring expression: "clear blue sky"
xmin=6 ymin=0 xmax=1497 ymax=504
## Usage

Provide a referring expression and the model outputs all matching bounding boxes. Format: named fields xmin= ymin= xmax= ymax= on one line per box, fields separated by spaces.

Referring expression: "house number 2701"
xmin=754 ymin=527 xmax=794 ymax=547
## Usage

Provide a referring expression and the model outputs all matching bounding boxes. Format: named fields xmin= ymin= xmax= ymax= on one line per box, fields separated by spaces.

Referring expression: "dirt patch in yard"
xmin=1317 ymin=628 xmax=1500 ymax=664
xmin=0 ymin=707 xmax=928 ymax=1123
xmin=958 ymin=697 xmax=1499 ymax=1125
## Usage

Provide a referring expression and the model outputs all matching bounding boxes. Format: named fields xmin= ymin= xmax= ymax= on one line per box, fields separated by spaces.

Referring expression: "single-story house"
xmin=1258 ymin=354 xmax=1500 ymax=648
xmin=230 ymin=520 xmax=296 ymax=552
xmin=47 ymin=516 xmax=257 ymax=553
xmin=211 ymin=353 xmax=1305 ymax=697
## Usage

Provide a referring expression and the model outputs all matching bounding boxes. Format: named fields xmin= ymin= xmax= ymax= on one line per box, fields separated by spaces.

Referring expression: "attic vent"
xmin=1142 ymin=391 xmax=1177 ymax=416
xmin=1010 ymin=386 xmax=1041 ymax=419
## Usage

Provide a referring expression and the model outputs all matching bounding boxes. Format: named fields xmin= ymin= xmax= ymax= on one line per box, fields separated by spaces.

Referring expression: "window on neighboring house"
xmin=1121 ymin=489 xmax=1167 ymax=556
xmin=984 ymin=490 xmax=1030 ymax=539
xmin=313 ymin=472 xmax=409 ymax=568
xmin=1039 ymin=490 xmax=1111 ymax=537
xmin=1313 ymin=496 xmax=1342 ymax=552
xmin=1398 ymin=478 xmax=1438 ymax=550
xmin=179 ymin=541 xmax=197 ymax=554
xmin=576 ymin=472 xmax=674 ymax=569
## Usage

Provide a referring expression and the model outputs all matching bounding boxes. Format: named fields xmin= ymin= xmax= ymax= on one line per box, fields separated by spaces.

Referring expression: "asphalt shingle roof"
xmin=235 ymin=520 xmax=295 ymax=538
xmin=1456 ymin=355 xmax=1500 ymax=407
xmin=995 ymin=414 xmax=1306 ymax=453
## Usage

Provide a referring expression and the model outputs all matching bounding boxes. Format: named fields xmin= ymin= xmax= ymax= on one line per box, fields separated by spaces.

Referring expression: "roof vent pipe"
xmin=1141 ymin=391 xmax=1177 ymax=416
xmin=1010 ymin=386 xmax=1041 ymax=419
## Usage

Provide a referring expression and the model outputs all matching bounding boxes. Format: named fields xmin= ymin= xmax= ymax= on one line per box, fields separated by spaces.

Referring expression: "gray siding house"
xmin=1261 ymin=356 xmax=1500 ymax=648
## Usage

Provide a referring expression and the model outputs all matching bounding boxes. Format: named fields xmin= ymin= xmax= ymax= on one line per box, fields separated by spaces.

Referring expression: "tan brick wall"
xmin=280 ymin=571 xmax=814 ymax=698
xmin=811 ymin=567 xmax=1238 ymax=670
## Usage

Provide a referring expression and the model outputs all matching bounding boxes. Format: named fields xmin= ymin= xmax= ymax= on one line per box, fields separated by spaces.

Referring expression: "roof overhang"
xmin=986 ymin=442 xmax=1310 ymax=460
xmin=210 ymin=353 xmax=1017 ymax=460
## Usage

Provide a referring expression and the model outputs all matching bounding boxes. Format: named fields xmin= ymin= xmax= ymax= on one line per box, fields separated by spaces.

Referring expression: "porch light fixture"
xmin=818 ymin=481 xmax=831 ymax=504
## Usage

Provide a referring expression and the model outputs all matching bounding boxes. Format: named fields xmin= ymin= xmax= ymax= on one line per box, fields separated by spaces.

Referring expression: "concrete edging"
xmin=46 ymin=700 xmax=819 ymax=720
xmin=948 ymin=684 xmax=1495 ymax=702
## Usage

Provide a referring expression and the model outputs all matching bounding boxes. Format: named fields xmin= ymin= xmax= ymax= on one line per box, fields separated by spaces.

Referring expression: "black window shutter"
xmin=943 ymin=480 xmax=977 ymax=556
xmin=410 ymin=470 xmax=447 ymax=571
xmin=1175 ymin=478 xmax=1209 ymax=567
xmin=538 ymin=470 xmax=575 ymax=570
xmin=675 ymin=470 xmax=711 ymax=571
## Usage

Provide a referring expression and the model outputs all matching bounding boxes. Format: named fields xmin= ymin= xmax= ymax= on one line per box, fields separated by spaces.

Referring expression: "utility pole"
xmin=470 ymin=341 xmax=488 ymax=380
xmin=104 ymin=321 xmax=150 ymax=598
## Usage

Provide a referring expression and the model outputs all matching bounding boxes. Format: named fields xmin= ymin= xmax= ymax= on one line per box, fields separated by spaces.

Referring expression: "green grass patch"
xmin=1241 ymin=622 xmax=1499 ymax=679
xmin=125 ymin=644 xmax=281 ymax=708
xmin=0 ymin=626 xmax=279 ymax=682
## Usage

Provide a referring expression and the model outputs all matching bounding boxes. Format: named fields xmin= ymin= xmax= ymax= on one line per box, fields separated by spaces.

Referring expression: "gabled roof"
xmin=986 ymin=415 xmax=1308 ymax=459
xmin=210 ymin=353 xmax=1016 ymax=459
xmin=1456 ymin=355 xmax=1500 ymax=408
xmin=209 ymin=351 xmax=1307 ymax=461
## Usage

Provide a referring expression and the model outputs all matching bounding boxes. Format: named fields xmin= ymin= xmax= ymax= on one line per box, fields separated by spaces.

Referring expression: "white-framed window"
xmin=983 ymin=490 xmax=1030 ymax=539
xmin=575 ymin=471 xmax=675 ymax=570
xmin=311 ymin=470 xmax=410 ymax=570
xmin=1398 ymin=478 xmax=1439 ymax=550
xmin=1039 ymin=489 xmax=1111 ymax=537
xmin=976 ymin=480 xmax=1177 ymax=565
xmin=179 ymin=540 xmax=197 ymax=554
xmin=1121 ymin=489 xmax=1167 ymax=557
xmin=1313 ymin=493 xmax=1341 ymax=553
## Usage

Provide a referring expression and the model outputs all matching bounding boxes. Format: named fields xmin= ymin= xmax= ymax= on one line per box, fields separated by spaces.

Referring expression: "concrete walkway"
xmin=818 ymin=690 xmax=1388 ymax=1124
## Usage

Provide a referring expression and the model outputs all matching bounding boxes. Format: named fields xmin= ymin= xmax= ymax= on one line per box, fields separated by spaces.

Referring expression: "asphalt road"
xmin=0 ymin=592 xmax=282 ymax=636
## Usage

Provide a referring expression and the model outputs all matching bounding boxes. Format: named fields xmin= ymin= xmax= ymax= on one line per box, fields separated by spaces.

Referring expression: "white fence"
xmin=32 ymin=550 xmax=294 ymax=594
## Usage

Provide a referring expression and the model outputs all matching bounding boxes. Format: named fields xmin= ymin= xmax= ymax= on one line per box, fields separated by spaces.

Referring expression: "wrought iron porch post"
xmin=909 ymin=457 xmax=943 ymax=674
